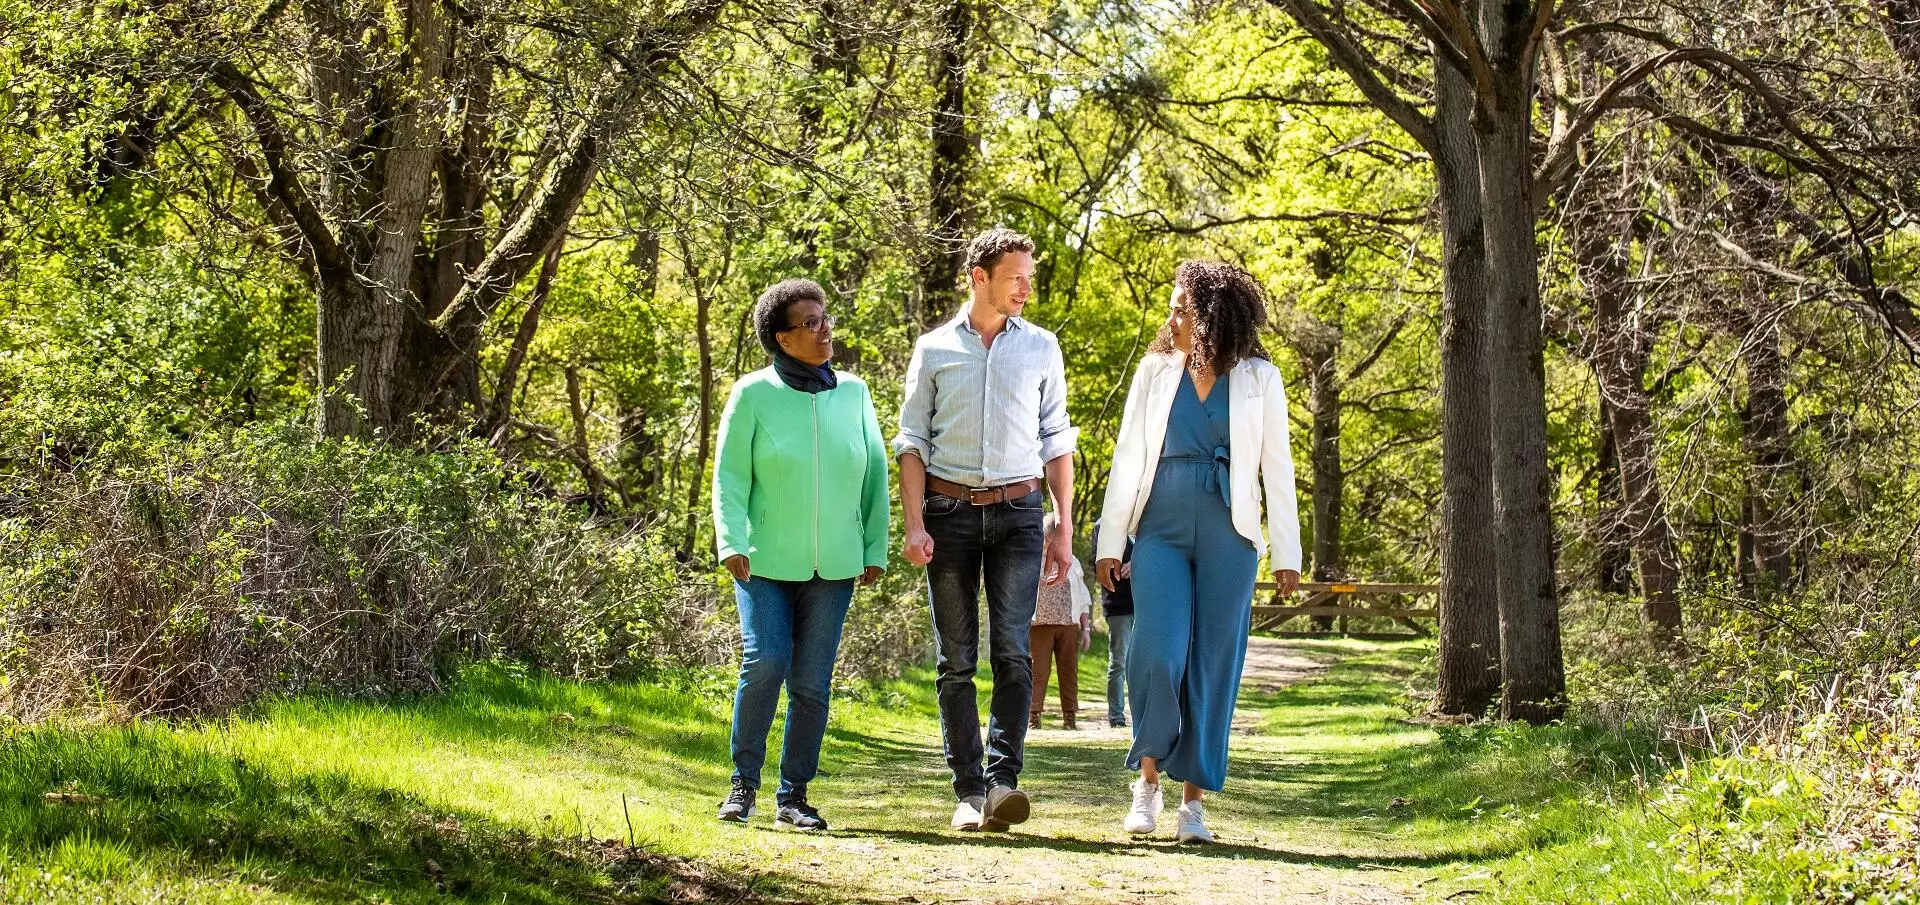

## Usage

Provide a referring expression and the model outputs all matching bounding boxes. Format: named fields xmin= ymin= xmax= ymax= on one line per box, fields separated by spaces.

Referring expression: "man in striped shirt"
xmin=895 ymin=228 xmax=1079 ymax=832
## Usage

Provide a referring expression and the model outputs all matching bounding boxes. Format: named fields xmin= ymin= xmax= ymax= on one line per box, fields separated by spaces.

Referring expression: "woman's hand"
xmin=1273 ymin=568 xmax=1300 ymax=596
xmin=859 ymin=565 xmax=884 ymax=587
xmin=1079 ymin=613 xmax=1092 ymax=652
xmin=723 ymin=554 xmax=751 ymax=582
xmin=1096 ymin=558 xmax=1121 ymax=592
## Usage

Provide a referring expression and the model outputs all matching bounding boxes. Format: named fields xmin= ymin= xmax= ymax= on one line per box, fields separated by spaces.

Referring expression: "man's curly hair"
xmin=752 ymin=278 xmax=829 ymax=356
xmin=962 ymin=227 xmax=1035 ymax=277
xmin=1148 ymin=260 xmax=1271 ymax=377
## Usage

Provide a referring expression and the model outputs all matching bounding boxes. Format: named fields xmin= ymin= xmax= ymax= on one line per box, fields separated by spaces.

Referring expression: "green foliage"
xmin=0 ymin=410 xmax=726 ymax=716
xmin=1475 ymin=672 xmax=1920 ymax=904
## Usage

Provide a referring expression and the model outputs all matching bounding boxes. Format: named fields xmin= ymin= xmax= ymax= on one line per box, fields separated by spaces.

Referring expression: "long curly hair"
xmin=1147 ymin=260 xmax=1271 ymax=377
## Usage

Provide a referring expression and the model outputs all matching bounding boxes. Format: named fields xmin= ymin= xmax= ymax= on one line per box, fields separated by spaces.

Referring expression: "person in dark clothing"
xmin=1095 ymin=529 xmax=1135 ymax=729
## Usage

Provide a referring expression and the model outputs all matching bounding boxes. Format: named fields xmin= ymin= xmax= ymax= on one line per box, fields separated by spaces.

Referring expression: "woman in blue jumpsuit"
xmin=1128 ymin=366 xmax=1257 ymax=794
xmin=1095 ymin=260 xmax=1302 ymax=844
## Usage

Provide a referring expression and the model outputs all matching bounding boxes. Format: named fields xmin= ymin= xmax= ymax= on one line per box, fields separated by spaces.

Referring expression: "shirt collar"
xmin=950 ymin=308 xmax=1026 ymax=337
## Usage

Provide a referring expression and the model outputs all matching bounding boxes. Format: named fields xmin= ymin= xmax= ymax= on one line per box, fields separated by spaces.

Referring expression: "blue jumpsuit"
xmin=1125 ymin=369 xmax=1259 ymax=792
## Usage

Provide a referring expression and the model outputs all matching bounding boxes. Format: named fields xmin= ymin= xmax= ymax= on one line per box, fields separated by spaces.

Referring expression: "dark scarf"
xmin=772 ymin=349 xmax=838 ymax=394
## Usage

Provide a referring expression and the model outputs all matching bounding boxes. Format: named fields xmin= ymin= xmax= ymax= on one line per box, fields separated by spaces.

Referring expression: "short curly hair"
xmin=962 ymin=227 xmax=1035 ymax=278
xmin=753 ymin=278 xmax=829 ymax=356
xmin=1148 ymin=260 xmax=1271 ymax=377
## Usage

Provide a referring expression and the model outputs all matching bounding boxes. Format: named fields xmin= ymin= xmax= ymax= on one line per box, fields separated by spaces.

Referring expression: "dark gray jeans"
xmin=922 ymin=488 xmax=1044 ymax=799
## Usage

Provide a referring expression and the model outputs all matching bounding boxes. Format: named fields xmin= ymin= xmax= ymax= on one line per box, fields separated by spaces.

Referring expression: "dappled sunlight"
xmin=0 ymin=638 xmax=1692 ymax=902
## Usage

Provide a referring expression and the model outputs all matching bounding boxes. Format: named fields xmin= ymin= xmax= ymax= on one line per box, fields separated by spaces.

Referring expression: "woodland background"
xmin=2 ymin=0 xmax=1919 ymax=895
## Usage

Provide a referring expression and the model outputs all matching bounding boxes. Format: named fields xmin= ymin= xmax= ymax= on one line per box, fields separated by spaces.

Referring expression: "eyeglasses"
xmin=784 ymin=314 xmax=837 ymax=333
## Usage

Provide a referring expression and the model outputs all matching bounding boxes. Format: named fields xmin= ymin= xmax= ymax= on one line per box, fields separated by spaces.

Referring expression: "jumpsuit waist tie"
xmin=1159 ymin=446 xmax=1232 ymax=510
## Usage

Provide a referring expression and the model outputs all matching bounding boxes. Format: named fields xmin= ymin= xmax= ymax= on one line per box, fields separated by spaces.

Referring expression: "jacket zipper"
xmin=811 ymin=393 xmax=821 ymax=574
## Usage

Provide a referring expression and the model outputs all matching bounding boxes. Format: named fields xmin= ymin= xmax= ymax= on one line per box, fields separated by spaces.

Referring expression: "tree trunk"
xmin=485 ymin=240 xmax=563 ymax=443
xmin=684 ymin=256 xmax=717 ymax=562
xmin=1739 ymin=310 xmax=1795 ymax=600
xmin=311 ymin=0 xmax=445 ymax=438
xmin=1472 ymin=12 xmax=1565 ymax=723
xmin=565 ymin=365 xmax=606 ymax=510
xmin=1432 ymin=62 xmax=1503 ymax=718
xmin=617 ymin=229 xmax=664 ymax=495
xmin=1686 ymin=138 xmax=1799 ymax=603
xmin=918 ymin=0 xmax=975 ymax=326
xmin=1609 ymin=390 xmax=1684 ymax=629
xmin=315 ymin=280 xmax=404 ymax=437
xmin=1308 ymin=346 xmax=1344 ymax=583
xmin=1593 ymin=405 xmax=1633 ymax=596
xmin=1565 ymin=161 xmax=1682 ymax=631
xmin=209 ymin=2 xmax=728 ymax=441
xmin=1299 ymin=332 xmax=1343 ymax=631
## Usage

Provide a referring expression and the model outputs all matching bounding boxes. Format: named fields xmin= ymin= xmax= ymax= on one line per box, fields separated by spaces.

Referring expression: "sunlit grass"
xmin=0 ymin=636 xmax=1846 ymax=903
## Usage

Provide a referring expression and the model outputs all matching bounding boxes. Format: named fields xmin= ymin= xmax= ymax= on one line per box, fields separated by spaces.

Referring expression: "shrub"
xmin=0 ymin=416 xmax=729 ymax=718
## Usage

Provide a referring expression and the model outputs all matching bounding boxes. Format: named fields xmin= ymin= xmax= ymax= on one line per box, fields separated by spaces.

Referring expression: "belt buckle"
xmin=968 ymin=485 xmax=993 ymax=505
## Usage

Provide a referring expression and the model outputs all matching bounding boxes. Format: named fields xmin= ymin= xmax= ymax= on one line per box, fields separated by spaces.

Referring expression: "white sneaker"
xmin=1124 ymin=778 xmax=1162 ymax=835
xmin=951 ymin=795 xmax=988 ymax=831
xmin=1175 ymin=799 xmax=1213 ymax=844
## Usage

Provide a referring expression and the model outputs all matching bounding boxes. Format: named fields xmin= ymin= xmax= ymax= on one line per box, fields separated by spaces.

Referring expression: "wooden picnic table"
xmin=1248 ymin=580 xmax=1440 ymax=639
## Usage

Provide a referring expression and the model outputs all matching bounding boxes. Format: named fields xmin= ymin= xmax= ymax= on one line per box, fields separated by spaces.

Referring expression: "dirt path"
xmin=701 ymin=637 xmax=1428 ymax=904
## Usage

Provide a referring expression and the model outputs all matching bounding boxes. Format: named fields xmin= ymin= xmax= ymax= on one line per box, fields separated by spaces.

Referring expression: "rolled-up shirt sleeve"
xmin=892 ymin=341 xmax=932 ymax=463
xmin=1036 ymin=341 xmax=1079 ymax=463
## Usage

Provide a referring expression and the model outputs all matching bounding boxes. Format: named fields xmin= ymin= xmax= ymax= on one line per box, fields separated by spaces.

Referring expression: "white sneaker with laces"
xmin=1175 ymin=799 xmax=1214 ymax=844
xmin=1124 ymin=777 xmax=1162 ymax=835
xmin=951 ymin=794 xmax=988 ymax=831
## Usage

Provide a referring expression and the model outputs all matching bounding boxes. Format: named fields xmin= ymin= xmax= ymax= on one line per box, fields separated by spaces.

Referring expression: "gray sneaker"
xmin=776 ymin=798 xmax=828 ymax=831
xmin=717 ymin=779 xmax=755 ymax=823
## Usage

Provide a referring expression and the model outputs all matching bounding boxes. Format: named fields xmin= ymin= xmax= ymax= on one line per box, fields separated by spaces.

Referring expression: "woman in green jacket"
xmin=711 ymin=278 xmax=889 ymax=832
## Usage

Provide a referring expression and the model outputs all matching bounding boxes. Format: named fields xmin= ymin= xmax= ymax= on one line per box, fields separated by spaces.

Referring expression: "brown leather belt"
xmin=926 ymin=475 xmax=1043 ymax=506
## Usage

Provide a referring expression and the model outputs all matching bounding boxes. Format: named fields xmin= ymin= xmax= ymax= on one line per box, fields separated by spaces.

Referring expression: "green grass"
xmin=0 ymin=637 xmax=1850 ymax=903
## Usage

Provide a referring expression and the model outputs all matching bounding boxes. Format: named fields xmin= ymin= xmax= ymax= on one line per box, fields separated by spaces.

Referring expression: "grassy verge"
xmin=1 ymin=635 xmax=1870 ymax=904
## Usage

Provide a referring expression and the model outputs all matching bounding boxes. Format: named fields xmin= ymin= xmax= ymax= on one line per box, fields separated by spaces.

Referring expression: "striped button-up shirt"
xmin=893 ymin=311 xmax=1079 ymax=487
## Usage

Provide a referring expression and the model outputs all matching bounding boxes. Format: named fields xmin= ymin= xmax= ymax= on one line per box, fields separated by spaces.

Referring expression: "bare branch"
xmin=205 ymin=60 xmax=349 ymax=284
xmin=1346 ymin=311 xmax=1413 ymax=382
xmin=1269 ymin=0 xmax=1437 ymax=151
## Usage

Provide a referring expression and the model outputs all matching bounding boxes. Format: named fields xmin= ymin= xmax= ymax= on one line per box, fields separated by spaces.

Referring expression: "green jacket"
xmin=711 ymin=368 xmax=890 ymax=581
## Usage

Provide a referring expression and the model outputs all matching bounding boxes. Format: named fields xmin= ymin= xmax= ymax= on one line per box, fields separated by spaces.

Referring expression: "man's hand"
xmin=1095 ymin=558 xmax=1121 ymax=592
xmin=723 ymin=554 xmax=751 ymax=582
xmin=1274 ymin=568 xmax=1300 ymax=596
xmin=1041 ymin=522 xmax=1073 ymax=587
xmin=903 ymin=526 xmax=935 ymax=566
xmin=860 ymin=565 xmax=884 ymax=586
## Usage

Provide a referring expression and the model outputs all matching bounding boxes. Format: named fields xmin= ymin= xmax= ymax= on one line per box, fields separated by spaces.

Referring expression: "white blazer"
xmin=1095 ymin=351 xmax=1303 ymax=572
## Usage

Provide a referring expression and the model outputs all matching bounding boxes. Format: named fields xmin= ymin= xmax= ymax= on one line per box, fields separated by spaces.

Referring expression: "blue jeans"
xmin=729 ymin=575 xmax=855 ymax=804
xmin=1105 ymin=612 xmax=1134 ymax=724
xmin=923 ymin=489 xmax=1045 ymax=799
